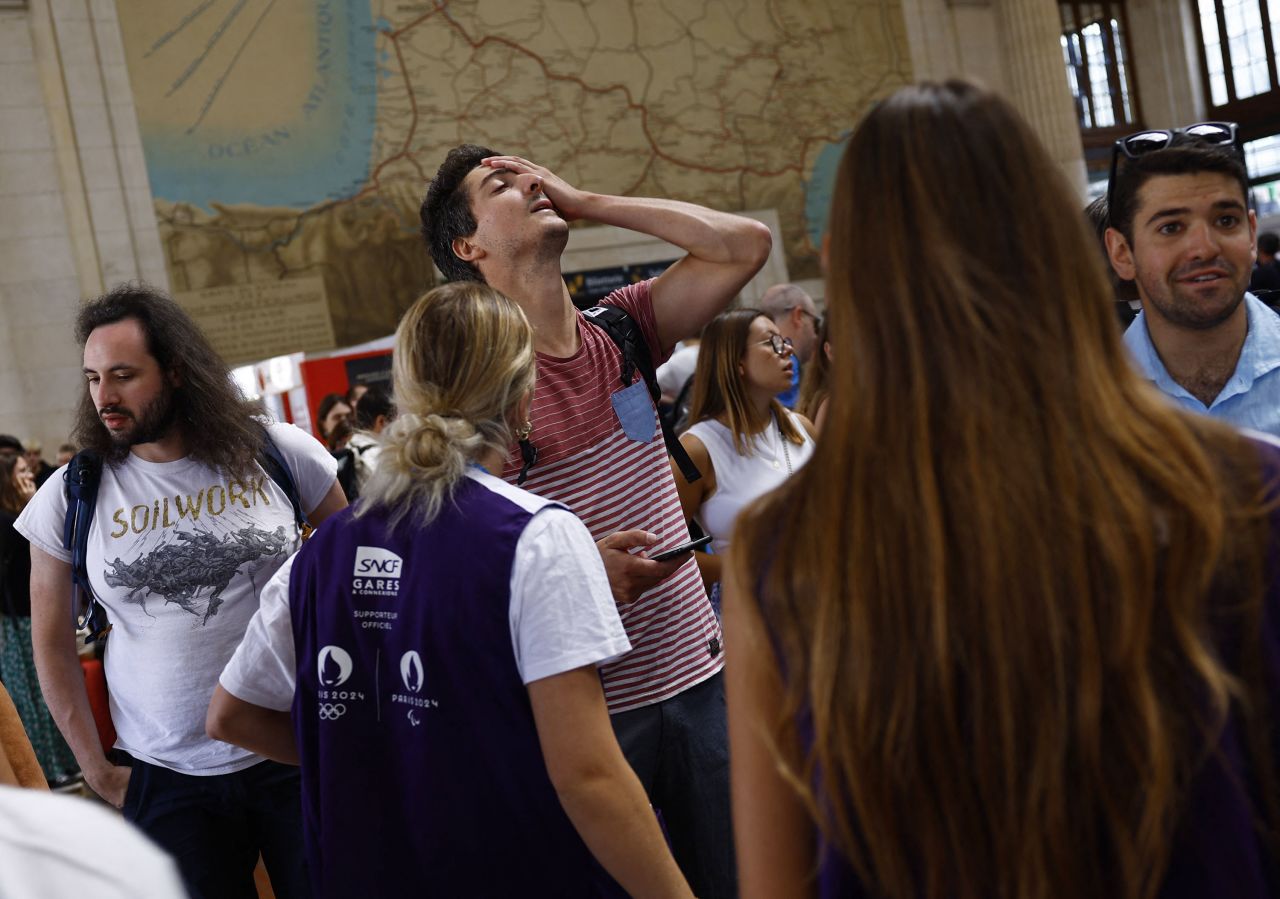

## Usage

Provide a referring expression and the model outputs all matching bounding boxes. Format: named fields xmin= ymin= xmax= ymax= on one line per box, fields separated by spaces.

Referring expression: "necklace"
xmin=773 ymin=411 xmax=792 ymax=475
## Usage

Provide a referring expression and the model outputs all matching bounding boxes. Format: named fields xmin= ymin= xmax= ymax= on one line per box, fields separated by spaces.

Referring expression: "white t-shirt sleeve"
xmin=13 ymin=464 xmax=72 ymax=562
xmin=219 ymin=554 xmax=298 ymax=711
xmin=265 ymin=421 xmax=339 ymax=515
xmin=508 ymin=507 xmax=631 ymax=684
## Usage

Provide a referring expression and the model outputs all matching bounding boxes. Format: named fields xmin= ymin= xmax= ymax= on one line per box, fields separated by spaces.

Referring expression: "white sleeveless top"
xmin=684 ymin=410 xmax=815 ymax=560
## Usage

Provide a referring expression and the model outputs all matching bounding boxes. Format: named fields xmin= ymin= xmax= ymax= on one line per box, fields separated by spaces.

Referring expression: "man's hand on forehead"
xmin=482 ymin=155 xmax=590 ymax=221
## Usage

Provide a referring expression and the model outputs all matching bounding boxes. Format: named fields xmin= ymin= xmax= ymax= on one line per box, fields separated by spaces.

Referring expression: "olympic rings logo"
xmin=319 ymin=703 xmax=347 ymax=721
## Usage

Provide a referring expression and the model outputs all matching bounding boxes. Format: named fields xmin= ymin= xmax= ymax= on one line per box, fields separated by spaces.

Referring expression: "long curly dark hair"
xmin=72 ymin=283 xmax=265 ymax=476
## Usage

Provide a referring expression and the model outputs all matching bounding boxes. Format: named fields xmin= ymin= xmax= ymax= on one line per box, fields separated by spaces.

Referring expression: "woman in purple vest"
xmin=725 ymin=82 xmax=1280 ymax=898
xmin=207 ymin=282 xmax=694 ymax=898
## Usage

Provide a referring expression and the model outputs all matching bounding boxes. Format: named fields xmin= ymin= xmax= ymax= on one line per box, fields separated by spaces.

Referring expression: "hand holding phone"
xmin=648 ymin=534 xmax=713 ymax=562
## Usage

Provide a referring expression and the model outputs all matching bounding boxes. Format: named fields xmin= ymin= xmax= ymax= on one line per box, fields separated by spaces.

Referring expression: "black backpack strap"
xmin=62 ymin=451 xmax=110 ymax=643
xmin=582 ymin=305 xmax=702 ymax=484
xmin=257 ymin=428 xmax=310 ymax=535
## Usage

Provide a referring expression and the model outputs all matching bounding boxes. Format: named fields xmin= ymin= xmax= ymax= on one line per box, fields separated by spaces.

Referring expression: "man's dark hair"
xmin=1260 ymin=232 xmax=1279 ymax=257
xmin=354 ymin=387 xmax=395 ymax=430
xmin=0 ymin=434 xmax=23 ymax=455
xmin=1109 ymin=138 xmax=1249 ymax=244
xmin=419 ymin=144 xmax=497 ymax=283
xmin=72 ymin=282 xmax=265 ymax=475
xmin=1084 ymin=196 xmax=1140 ymax=305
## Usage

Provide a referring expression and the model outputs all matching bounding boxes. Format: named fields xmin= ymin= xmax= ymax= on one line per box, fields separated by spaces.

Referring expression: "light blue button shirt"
xmin=1123 ymin=292 xmax=1280 ymax=438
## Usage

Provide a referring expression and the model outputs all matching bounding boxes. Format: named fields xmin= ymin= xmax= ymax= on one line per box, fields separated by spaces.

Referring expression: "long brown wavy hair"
xmin=794 ymin=313 xmax=830 ymax=422
xmin=686 ymin=308 xmax=805 ymax=453
xmin=71 ymin=283 xmax=266 ymax=477
xmin=732 ymin=80 xmax=1278 ymax=899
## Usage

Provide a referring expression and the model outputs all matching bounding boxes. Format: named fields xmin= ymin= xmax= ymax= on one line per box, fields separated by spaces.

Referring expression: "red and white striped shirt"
xmin=502 ymin=280 xmax=723 ymax=712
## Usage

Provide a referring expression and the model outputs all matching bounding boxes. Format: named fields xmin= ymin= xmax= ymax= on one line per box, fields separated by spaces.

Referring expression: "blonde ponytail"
xmin=358 ymin=282 xmax=535 ymax=528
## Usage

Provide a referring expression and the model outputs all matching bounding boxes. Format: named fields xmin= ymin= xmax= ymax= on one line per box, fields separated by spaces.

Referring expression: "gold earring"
xmin=515 ymin=420 xmax=532 ymax=441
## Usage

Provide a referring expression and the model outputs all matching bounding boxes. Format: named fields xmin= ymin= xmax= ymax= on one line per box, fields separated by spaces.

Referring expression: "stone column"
xmin=991 ymin=0 xmax=1088 ymax=197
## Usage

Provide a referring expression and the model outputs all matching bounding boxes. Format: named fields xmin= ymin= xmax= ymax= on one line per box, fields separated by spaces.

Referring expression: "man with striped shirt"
xmin=420 ymin=146 xmax=771 ymax=897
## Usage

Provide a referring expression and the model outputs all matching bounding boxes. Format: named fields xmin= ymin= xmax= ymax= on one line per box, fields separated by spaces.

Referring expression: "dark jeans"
xmin=121 ymin=755 xmax=308 ymax=899
xmin=611 ymin=670 xmax=737 ymax=898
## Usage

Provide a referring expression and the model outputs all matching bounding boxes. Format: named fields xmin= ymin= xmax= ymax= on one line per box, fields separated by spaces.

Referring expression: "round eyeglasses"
xmin=758 ymin=334 xmax=793 ymax=356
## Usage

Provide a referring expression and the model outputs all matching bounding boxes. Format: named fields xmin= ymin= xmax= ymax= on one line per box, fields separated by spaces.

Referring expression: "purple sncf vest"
xmin=289 ymin=475 xmax=624 ymax=898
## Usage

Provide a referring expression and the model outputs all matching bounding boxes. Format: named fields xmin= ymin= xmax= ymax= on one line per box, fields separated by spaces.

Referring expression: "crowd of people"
xmin=0 ymin=78 xmax=1279 ymax=899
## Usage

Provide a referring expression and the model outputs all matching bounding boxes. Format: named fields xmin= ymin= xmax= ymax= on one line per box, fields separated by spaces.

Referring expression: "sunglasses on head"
xmin=1106 ymin=121 xmax=1241 ymax=211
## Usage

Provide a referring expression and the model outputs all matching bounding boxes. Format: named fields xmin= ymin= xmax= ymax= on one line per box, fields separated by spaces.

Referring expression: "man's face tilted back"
xmin=452 ymin=162 xmax=569 ymax=278
xmin=1111 ymin=171 xmax=1257 ymax=332
xmin=82 ymin=317 xmax=178 ymax=451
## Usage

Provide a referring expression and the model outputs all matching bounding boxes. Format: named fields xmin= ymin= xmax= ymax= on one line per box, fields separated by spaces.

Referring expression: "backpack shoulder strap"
xmin=582 ymin=304 xmax=702 ymax=484
xmin=582 ymin=305 xmax=649 ymax=391
xmin=62 ymin=451 xmax=110 ymax=642
xmin=257 ymin=428 xmax=310 ymax=534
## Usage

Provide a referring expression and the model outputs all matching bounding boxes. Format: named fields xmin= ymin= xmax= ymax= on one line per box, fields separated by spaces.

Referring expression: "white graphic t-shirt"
xmin=15 ymin=421 xmax=337 ymax=774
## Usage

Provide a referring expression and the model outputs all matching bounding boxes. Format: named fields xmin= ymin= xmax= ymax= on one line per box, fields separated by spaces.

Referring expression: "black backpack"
xmin=62 ymin=431 xmax=309 ymax=644
xmin=332 ymin=441 xmax=379 ymax=503
xmin=579 ymin=305 xmax=701 ymax=484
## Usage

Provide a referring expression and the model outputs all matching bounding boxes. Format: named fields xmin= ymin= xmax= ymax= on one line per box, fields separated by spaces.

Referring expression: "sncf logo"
xmin=354 ymin=546 xmax=403 ymax=578
xmin=400 ymin=651 xmax=424 ymax=694
xmin=318 ymin=645 xmax=353 ymax=687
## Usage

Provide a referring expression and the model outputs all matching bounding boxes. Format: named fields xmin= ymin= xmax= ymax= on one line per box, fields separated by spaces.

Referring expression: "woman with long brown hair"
xmin=725 ymin=81 xmax=1280 ymax=899
xmin=794 ymin=314 xmax=831 ymax=431
xmin=672 ymin=308 xmax=815 ymax=594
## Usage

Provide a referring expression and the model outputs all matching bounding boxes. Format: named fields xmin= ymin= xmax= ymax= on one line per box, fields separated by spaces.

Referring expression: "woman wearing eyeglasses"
xmin=670 ymin=309 xmax=816 ymax=596
xmin=725 ymin=80 xmax=1280 ymax=899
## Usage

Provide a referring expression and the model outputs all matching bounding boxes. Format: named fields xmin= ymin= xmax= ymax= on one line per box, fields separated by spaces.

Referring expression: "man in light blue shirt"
xmin=1104 ymin=124 xmax=1280 ymax=438
xmin=1123 ymin=292 xmax=1280 ymax=436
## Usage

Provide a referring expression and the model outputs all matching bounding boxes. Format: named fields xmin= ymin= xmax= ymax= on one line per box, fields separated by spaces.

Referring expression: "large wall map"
xmin=116 ymin=0 xmax=911 ymax=362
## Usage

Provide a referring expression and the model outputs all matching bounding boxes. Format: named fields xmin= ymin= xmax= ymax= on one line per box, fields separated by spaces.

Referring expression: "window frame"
xmin=1190 ymin=0 xmax=1280 ymax=146
xmin=1060 ymin=1 xmax=1144 ymax=151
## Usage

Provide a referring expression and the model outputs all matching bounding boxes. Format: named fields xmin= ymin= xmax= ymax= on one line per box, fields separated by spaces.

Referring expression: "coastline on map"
xmin=134 ymin=0 xmax=378 ymax=214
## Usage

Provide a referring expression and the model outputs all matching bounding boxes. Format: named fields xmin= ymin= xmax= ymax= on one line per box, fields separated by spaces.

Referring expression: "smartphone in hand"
xmin=648 ymin=535 xmax=713 ymax=562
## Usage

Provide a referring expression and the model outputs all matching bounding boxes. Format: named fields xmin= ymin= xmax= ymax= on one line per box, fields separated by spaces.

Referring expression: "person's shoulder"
xmin=348 ymin=431 xmax=379 ymax=451
xmin=599 ymin=278 xmax=653 ymax=313
xmin=785 ymin=408 xmax=818 ymax=440
xmin=20 ymin=463 xmax=70 ymax=514
xmin=683 ymin=417 xmax=723 ymax=441
xmin=263 ymin=418 xmax=321 ymax=450
xmin=466 ymin=467 xmax=563 ymax=518
xmin=262 ymin=419 xmax=336 ymax=472
xmin=1243 ymin=428 xmax=1280 ymax=457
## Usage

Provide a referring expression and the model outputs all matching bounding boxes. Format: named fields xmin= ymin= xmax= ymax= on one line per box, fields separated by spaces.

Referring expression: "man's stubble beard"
xmin=1136 ymin=263 xmax=1247 ymax=332
xmin=100 ymin=383 xmax=180 ymax=463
